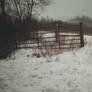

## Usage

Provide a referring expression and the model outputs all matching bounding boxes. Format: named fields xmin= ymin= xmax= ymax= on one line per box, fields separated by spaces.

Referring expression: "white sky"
xmin=40 ymin=0 xmax=92 ymax=21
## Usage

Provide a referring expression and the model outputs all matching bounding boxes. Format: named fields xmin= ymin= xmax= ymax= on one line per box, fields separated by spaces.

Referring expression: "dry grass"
xmin=32 ymin=53 xmax=41 ymax=58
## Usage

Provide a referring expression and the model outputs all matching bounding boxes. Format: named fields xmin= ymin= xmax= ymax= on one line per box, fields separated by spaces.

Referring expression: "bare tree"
xmin=0 ymin=0 xmax=51 ymax=20
xmin=0 ymin=0 xmax=6 ymax=16
xmin=9 ymin=0 xmax=51 ymax=21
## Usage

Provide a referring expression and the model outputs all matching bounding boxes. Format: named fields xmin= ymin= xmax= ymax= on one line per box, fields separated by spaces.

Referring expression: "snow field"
xmin=0 ymin=35 xmax=92 ymax=92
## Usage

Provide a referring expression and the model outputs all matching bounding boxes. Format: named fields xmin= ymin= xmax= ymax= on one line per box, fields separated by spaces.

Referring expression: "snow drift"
xmin=0 ymin=35 xmax=92 ymax=92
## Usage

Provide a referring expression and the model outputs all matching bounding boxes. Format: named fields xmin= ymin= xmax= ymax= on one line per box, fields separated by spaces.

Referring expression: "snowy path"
xmin=0 ymin=36 xmax=92 ymax=92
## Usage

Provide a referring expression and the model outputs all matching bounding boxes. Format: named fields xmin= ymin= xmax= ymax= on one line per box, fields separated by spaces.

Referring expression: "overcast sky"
xmin=40 ymin=0 xmax=92 ymax=21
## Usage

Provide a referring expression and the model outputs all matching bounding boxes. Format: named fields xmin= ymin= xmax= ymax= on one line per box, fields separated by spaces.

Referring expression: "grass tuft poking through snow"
xmin=0 ymin=35 xmax=92 ymax=92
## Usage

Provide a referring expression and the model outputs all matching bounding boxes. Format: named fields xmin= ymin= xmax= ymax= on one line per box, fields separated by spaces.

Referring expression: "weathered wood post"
xmin=15 ymin=32 xmax=18 ymax=49
xmin=80 ymin=22 xmax=84 ymax=47
xmin=55 ymin=23 xmax=59 ymax=42
xmin=55 ymin=24 xmax=58 ymax=43
xmin=37 ymin=30 xmax=39 ymax=48
xmin=55 ymin=23 xmax=60 ymax=48
xmin=58 ymin=24 xmax=60 ymax=49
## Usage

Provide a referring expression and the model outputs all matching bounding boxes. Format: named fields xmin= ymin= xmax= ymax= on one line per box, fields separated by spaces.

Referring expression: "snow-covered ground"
xmin=0 ymin=35 xmax=92 ymax=92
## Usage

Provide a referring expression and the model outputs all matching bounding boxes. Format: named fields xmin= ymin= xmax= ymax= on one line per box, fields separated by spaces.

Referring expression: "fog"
xmin=40 ymin=0 xmax=92 ymax=21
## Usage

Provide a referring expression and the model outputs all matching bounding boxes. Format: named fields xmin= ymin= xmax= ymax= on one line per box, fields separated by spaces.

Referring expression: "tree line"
xmin=0 ymin=0 xmax=51 ymax=59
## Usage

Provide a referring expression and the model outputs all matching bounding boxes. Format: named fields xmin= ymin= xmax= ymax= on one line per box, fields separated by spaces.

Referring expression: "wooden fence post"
xmin=80 ymin=22 xmax=84 ymax=47
xmin=55 ymin=24 xmax=58 ymax=43
xmin=15 ymin=36 xmax=17 ymax=49
xmin=15 ymin=31 xmax=18 ymax=49
xmin=37 ymin=30 xmax=39 ymax=48
xmin=55 ymin=23 xmax=60 ymax=48
xmin=58 ymin=24 xmax=60 ymax=49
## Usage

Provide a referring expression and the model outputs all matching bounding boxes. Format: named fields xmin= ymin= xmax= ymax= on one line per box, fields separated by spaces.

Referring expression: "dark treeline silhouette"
xmin=38 ymin=17 xmax=92 ymax=34
xmin=0 ymin=0 xmax=51 ymax=59
xmin=0 ymin=14 xmax=16 ymax=59
xmin=69 ymin=16 xmax=92 ymax=34
xmin=38 ymin=18 xmax=80 ymax=32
